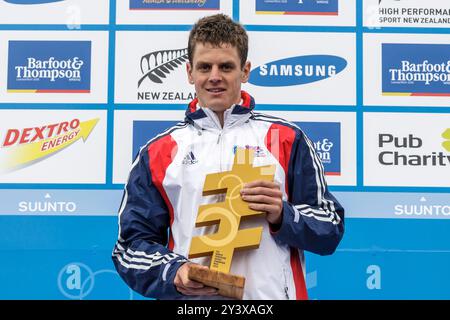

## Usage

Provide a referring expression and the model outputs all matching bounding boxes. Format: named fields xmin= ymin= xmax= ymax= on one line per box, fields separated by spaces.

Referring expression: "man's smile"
xmin=206 ymin=88 xmax=226 ymax=94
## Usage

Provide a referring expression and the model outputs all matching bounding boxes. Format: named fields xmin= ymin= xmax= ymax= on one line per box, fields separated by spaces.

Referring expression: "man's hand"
xmin=174 ymin=262 xmax=218 ymax=296
xmin=240 ymin=180 xmax=283 ymax=225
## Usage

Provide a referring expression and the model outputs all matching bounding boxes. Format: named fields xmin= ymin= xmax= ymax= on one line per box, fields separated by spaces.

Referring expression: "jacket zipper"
xmin=217 ymin=131 xmax=224 ymax=172
xmin=283 ymin=268 xmax=290 ymax=299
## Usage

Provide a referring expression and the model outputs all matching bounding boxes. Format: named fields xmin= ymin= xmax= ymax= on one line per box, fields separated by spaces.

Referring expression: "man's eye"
xmin=221 ymin=65 xmax=233 ymax=71
xmin=198 ymin=65 xmax=210 ymax=71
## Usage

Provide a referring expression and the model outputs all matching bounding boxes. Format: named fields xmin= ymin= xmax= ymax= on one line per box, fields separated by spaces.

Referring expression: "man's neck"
xmin=199 ymin=100 xmax=243 ymax=128
xmin=215 ymin=111 xmax=225 ymax=128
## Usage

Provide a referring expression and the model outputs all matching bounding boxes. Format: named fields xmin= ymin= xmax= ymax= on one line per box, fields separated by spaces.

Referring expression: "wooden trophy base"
xmin=187 ymin=264 xmax=245 ymax=300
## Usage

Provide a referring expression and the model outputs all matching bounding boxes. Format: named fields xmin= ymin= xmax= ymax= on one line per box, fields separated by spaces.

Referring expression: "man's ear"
xmin=242 ymin=61 xmax=251 ymax=83
xmin=186 ymin=62 xmax=194 ymax=84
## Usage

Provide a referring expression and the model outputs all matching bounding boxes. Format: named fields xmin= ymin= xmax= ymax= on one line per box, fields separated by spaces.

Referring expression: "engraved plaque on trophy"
xmin=188 ymin=148 xmax=275 ymax=299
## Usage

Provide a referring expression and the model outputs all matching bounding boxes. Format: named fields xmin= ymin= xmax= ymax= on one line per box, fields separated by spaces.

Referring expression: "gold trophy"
xmin=188 ymin=148 xmax=275 ymax=299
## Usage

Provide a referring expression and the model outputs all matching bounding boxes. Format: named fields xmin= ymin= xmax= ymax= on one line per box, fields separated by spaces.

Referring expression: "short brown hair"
xmin=188 ymin=14 xmax=248 ymax=69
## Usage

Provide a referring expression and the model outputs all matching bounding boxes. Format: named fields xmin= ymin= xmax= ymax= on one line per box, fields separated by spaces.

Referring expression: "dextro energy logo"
xmin=137 ymin=48 xmax=194 ymax=101
xmin=377 ymin=133 xmax=450 ymax=167
xmin=0 ymin=118 xmax=99 ymax=172
xmin=297 ymin=122 xmax=341 ymax=176
xmin=7 ymin=41 xmax=91 ymax=93
xmin=129 ymin=0 xmax=220 ymax=10
xmin=249 ymin=55 xmax=347 ymax=87
xmin=256 ymin=0 xmax=338 ymax=15
xmin=382 ymin=43 xmax=450 ymax=97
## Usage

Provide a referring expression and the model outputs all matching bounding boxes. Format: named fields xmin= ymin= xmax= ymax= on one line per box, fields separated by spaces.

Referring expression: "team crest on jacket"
xmin=182 ymin=151 xmax=198 ymax=165
xmin=233 ymin=145 xmax=266 ymax=157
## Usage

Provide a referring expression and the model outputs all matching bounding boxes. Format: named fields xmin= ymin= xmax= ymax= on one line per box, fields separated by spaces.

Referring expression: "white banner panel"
xmin=0 ymin=0 xmax=109 ymax=25
xmin=243 ymin=31 xmax=356 ymax=106
xmin=0 ymin=31 xmax=108 ymax=104
xmin=116 ymin=0 xmax=232 ymax=25
xmin=0 ymin=109 xmax=107 ymax=183
xmin=113 ymin=110 xmax=185 ymax=184
xmin=364 ymin=112 xmax=450 ymax=187
xmin=115 ymin=31 xmax=195 ymax=104
xmin=363 ymin=33 xmax=450 ymax=107
xmin=240 ymin=0 xmax=356 ymax=26
xmin=264 ymin=110 xmax=357 ymax=186
xmin=364 ymin=0 xmax=450 ymax=29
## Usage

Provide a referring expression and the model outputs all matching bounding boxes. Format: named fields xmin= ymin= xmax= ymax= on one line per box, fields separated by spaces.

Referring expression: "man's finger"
xmin=183 ymin=278 xmax=205 ymax=289
xmin=242 ymin=194 xmax=279 ymax=205
xmin=241 ymin=186 xmax=282 ymax=197
xmin=248 ymin=203 xmax=279 ymax=213
xmin=243 ymin=180 xmax=280 ymax=189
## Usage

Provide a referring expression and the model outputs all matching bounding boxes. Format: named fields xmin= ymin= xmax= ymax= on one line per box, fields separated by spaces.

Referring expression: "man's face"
xmin=187 ymin=42 xmax=251 ymax=113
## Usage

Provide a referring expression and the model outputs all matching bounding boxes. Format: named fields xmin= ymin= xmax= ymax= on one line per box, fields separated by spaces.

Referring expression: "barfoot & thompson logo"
xmin=382 ymin=43 xmax=450 ymax=96
xmin=297 ymin=122 xmax=341 ymax=176
xmin=137 ymin=48 xmax=194 ymax=101
xmin=0 ymin=118 xmax=99 ymax=172
xmin=256 ymin=0 xmax=338 ymax=15
xmin=7 ymin=40 xmax=91 ymax=93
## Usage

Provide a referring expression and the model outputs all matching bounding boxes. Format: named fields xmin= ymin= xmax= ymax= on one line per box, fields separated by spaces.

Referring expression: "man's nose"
xmin=208 ymin=66 xmax=222 ymax=82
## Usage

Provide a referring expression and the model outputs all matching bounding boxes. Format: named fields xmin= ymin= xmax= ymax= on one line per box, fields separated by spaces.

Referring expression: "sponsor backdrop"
xmin=0 ymin=0 xmax=449 ymax=300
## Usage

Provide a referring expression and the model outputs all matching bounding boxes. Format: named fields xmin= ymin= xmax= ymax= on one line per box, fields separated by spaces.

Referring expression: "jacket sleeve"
xmin=272 ymin=129 xmax=345 ymax=255
xmin=112 ymin=147 xmax=187 ymax=299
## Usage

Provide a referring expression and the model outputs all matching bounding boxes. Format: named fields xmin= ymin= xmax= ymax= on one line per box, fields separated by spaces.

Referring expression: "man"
xmin=112 ymin=14 xmax=344 ymax=300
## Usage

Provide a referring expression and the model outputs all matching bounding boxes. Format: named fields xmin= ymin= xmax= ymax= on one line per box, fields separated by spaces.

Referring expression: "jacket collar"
xmin=185 ymin=91 xmax=255 ymax=131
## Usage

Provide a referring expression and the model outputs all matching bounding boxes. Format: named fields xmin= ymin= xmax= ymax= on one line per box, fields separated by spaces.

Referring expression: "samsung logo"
xmin=249 ymin=55 xmax=347 ymax=87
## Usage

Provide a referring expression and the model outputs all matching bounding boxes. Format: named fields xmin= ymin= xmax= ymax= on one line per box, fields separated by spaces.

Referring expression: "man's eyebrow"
xmin=220 ymin=61 xmax=236 ymax=66
xmin=195 ymin=61 xmax=210 ymax=65
xmin=195 ymin=60 xmax=237 ymax=66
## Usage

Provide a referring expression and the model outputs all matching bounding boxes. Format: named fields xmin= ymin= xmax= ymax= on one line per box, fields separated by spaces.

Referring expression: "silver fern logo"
xmin=138 ymin=48 xmax=188 ymax=88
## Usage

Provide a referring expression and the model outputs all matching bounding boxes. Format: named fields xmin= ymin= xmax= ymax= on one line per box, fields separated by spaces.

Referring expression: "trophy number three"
xmin=188 ymin=148 xmax=275 ymax=299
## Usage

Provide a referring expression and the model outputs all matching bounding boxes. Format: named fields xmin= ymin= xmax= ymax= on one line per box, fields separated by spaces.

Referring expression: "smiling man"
xmin=112 ymin=14 xmax=345 ymax=300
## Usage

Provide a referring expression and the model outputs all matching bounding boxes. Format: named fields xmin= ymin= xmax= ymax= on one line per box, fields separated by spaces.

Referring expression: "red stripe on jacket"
xmin=264 ymin=122 xmax=308 ymax=300
xmin=148 ymin=135 xmax=178 ymax=250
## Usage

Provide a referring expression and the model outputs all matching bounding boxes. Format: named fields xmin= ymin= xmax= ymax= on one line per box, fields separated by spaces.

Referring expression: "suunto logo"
xmin=138 ymin=48 xmax=188 ymax=88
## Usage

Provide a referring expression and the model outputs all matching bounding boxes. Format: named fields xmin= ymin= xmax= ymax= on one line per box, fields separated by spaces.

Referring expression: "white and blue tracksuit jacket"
xmin=112 ymin=91 xmax=344 ymax=300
